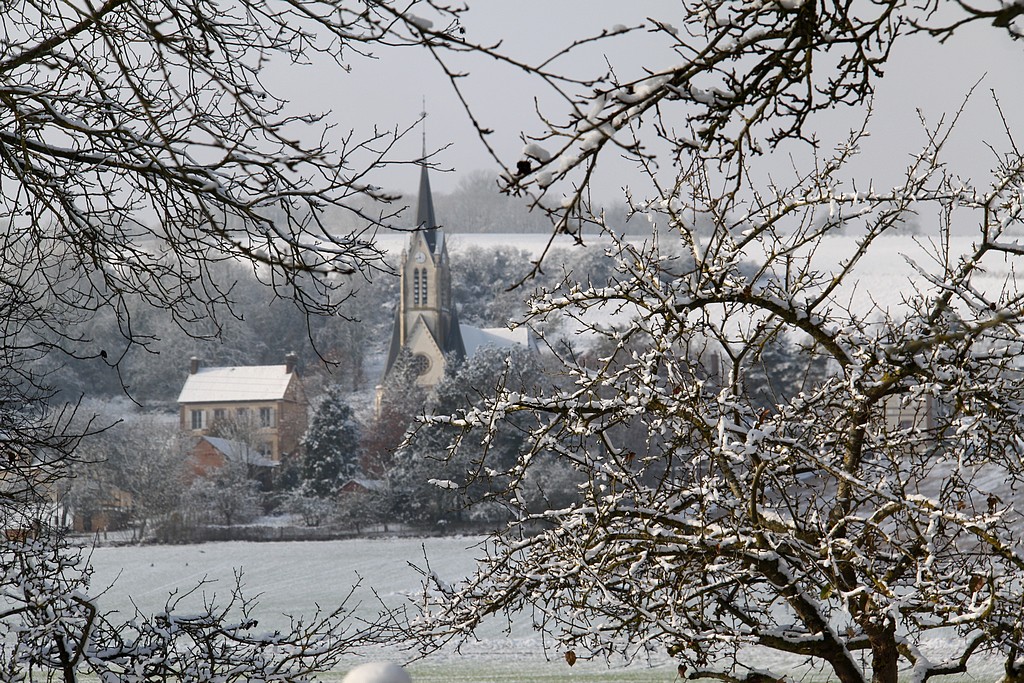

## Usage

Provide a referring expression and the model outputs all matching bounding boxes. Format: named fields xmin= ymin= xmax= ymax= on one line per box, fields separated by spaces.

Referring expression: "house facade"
xmin=177 ymin=353 xmax=308 ymax=463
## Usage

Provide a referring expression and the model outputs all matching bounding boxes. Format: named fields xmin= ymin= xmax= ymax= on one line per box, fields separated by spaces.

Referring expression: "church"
xmin=379 ymin=162 xmax=534 ymax=395
xmin=381 ymin=162 xmax=466 ymax=389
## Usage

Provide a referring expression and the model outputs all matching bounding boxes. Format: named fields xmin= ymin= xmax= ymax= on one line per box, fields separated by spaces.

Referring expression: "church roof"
xmin=417 ymin=164 xmax=439 ymax=252
xmin=459 ymin=325 xmax=532 ymax=357
xmin=446 ymin=310 xmax=466 ymax=358
xmin=383 ymin=306 xmax=403 ymax=378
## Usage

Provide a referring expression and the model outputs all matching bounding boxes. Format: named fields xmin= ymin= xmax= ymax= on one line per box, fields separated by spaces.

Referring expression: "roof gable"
xmin=407 ymin=315 xmax=444 ymax=358
xmin=178 ymin=365 xmax=295 ymax=404
xmin=199 ymin=436 xmax=277 ymax=467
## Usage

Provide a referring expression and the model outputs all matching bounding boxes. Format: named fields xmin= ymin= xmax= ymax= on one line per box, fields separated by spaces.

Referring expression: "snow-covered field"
xmin=86 ymin=536 xmax=677 ymax=682
xmin=88 ymin=536 xmax=481 ymax=636
xmin=86 ymin=536 xmax=1005 ymax=683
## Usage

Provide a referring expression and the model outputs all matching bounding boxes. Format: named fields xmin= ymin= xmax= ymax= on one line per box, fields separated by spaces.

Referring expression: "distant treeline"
xmin=325 ymin=169 xmax=649 ymax=235
xmin=36 ymin=239 xmax=626 ymax=407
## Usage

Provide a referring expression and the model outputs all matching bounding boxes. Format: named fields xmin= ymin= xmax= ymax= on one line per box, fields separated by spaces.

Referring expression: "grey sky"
xmin=272 ymin=3 xmax=1024 ymax=209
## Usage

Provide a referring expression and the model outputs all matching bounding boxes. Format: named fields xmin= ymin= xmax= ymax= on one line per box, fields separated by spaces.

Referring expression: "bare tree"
xmin=414 ymin=127 xmax=1024 ymax=683
xmin=186 ymin=457 xmax=262 ymax=527
xmin=67 ymin=410 xmax=191 ymax=539
xmin=394 ymin=4 xmax=1024 ymax=683
xmin=434 ymin=170 xmax=551 ymax=233
xmin=0 ymin=535 xmax=382 ymax=682
xmin=1 ymin=2 xmax=467 ymax=680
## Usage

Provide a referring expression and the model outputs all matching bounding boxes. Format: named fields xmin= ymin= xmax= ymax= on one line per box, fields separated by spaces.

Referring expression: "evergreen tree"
xmin=395 ymin=345 xmax=544 ymax=526
xmin=300 ymin=385 xmax=362 ymax=497
xmin=743 ymin=333 xmax=831 ymax=411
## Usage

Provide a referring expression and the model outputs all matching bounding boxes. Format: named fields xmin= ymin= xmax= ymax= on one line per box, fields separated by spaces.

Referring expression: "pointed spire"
xmin=416 ymin=101 xmax=438 ymax=251
xmin=417 ymin=164 xmax=437 ymax=229
xmin=421 ymin=96 xmax=427 ymax=158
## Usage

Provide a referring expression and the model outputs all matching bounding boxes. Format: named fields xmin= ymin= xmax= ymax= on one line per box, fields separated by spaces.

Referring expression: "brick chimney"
xmin=285 ymin=352 xmax=297 ymax=374
xmin=189 ymin=357 xmax=201 ymax=374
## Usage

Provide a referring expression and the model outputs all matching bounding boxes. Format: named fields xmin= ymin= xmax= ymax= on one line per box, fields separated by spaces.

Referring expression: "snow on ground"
xmin=87 ymin=536 xmax=1005 ymax=682
xmin=88 ymin=537 xmax=484 ymax=634
xmin=88 ymin=537 xmax=547 ymax=663
xmin=88 ymin=536 xmax=645 ymax=681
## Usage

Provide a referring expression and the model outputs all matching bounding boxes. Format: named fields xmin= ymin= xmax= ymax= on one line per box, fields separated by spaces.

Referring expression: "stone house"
xmin=177 ymin=353 xmax=308 ymax=464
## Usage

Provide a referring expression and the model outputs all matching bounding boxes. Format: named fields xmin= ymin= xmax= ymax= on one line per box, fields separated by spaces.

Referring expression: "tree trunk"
xmin=1004 ymin=648 xmax=1024 ymax=683
xmin=869 ymin=620 xmax=899 ymax=683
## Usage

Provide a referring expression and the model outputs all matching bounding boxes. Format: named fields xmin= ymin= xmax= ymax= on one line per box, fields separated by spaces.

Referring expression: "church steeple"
xmin=416 ymin=162 xmax=438 ymax=251
xmin=378 ymin=147 xmax=464 ymax=395
xmin=416 ymin=108 xmax=438 ymax=252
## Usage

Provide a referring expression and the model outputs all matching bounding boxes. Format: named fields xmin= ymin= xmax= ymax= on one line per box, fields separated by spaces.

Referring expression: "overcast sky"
xmin=272 ymin=2 xmax=1024 ymax=209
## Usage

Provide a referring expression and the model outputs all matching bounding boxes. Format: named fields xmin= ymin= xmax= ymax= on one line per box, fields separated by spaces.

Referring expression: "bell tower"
xmin=381 ymin=161 xmax=465 ymax=391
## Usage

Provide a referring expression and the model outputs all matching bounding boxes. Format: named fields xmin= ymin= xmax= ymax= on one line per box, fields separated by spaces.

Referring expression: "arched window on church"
xmin=413 ymin=268 xmax=421 ymax=306
xmin=422 ymin=269 xmax=428 ymax=306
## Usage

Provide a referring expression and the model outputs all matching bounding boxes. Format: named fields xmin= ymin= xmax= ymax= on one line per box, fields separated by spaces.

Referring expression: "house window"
xmin=236 ymin=407 xmax=249 ymax=418
xmin=213 ymin=408 xmax=226 ymax=422
xmin=190 ymin=409 xmax=205 ymax=430
xmin=259 ymin=407 xmax=275 ymax=428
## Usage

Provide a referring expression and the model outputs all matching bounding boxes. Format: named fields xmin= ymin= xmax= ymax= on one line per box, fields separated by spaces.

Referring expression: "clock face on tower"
xmin=414 ymin=251 xmax=426 ymax=263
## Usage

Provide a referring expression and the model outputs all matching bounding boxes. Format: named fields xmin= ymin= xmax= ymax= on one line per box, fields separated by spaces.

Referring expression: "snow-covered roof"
xmin=343 ymin=478 xmax=387 ymax=492
xmin=199 ymin=435 xmax=277 ymax=468
xmin=178 ymin=365 xmax=294 ymax=404
xmin=460 ymin=324 xmax=533 ymax=357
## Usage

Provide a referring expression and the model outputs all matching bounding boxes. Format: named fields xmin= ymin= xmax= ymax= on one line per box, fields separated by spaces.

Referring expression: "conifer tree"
xmin=300 ymin=386 xmax=362 ymax=497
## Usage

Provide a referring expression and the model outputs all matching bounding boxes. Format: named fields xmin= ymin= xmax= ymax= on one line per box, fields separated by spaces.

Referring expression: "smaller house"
xmin=191 ymin=435 xmax=279 ymax=476
xmin=177 ymin=354 xmax=308 ymax=464
xmin=71 ymin=484 xmax=133 ymax=533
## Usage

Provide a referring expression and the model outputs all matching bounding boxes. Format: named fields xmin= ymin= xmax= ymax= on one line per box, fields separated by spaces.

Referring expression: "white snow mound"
xmin=342 ymin=662 xmax=412 ymax=683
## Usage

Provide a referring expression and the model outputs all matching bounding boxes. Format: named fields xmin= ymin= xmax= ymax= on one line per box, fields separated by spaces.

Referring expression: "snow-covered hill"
xmin=390 ymin=231 xmax=1007 ymax=315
